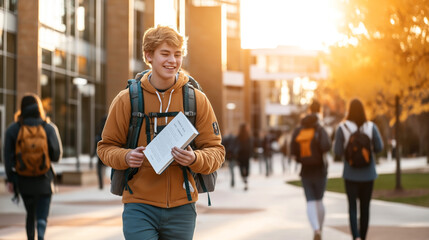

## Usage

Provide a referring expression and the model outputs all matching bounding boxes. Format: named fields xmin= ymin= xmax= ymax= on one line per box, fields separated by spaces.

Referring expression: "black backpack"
xmin=343 ymin=124 xmax=372 ymax=168
xmin=110 ymin=70 xmax=216 ymax=205
xmin=294 ymin=126 xmax=323 ymax=166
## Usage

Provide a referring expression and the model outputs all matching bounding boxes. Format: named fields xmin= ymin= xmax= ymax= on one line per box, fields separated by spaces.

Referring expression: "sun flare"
xmin=241 ymin=0 xmax=343 ymax=50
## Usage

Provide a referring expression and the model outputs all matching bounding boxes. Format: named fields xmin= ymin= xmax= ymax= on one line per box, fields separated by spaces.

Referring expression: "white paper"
xmin=143 ymin=112 xmax=199 ymax=174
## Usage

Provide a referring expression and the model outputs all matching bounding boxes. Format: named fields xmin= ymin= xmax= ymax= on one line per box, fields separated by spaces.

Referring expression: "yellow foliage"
xmin=324 ymin=0 xmax=429 ymax=122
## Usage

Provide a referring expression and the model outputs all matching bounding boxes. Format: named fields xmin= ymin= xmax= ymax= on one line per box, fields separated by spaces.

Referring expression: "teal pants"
xmin=123 ymin=203 xmax=197 ymax=240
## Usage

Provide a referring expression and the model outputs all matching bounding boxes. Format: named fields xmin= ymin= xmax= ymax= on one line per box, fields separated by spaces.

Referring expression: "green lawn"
xmin=286 ymin=173 xmax=429 ymax=207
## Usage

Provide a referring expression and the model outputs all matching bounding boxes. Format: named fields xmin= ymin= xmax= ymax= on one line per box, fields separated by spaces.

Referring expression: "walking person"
xmin=97 ymin=25 xmax=225 ymax=240
xmin=94 ymin=115 xmax=107 ymax=190
xmin=333 ymin=98 xmax=384 ymax=240
xmin=3 ymin=93 xmax=62 ymax=240
xmin=262 ymin=131 xmax=274 ymax=177
xmin=254 ymin=131 xmax=265 ymax=174
xmin=222 ymin=132 xmax=238 ymax=188
xmin=290 ymin=100 xmax=331 ymax=240
xmin=236 ymin=123 xmax=253 ymax=191
xmin=278 ymin=133 xmax=289 ymax=174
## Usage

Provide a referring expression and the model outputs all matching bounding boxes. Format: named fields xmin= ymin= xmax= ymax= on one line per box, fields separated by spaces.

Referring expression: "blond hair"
xmin=142 ymin=25 xmax=187 ymax=67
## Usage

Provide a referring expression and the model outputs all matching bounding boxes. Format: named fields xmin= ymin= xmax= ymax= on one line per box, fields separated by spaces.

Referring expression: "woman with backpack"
xmin=333 ymin=99 xmax=384 ymax=240
xmin=3 ymin=94 xmax=62 ymax=240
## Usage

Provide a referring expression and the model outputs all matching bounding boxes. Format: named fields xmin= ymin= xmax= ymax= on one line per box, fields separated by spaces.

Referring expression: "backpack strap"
xmin=185 ymin=167 xmax=212 ymax=206
xmin=183 ymin=83 xmax=197 ymax=125
xmin=340 ymin=121 xmax=354 ymax=149
xmin=181 ymin=83 xmax=198 ymax=203
xmin=182 ymin=81 xmax=213 ymax=205
xmin=122 ymin=76 xmax=147 ymax=194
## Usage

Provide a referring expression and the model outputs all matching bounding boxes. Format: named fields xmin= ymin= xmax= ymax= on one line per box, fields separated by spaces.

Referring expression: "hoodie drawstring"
xmin=154 ymin=89 xmax=175 ymax=134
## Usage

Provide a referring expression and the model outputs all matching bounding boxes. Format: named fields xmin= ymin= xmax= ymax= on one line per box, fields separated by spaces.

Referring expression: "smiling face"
xmin=145 ymin=42 xmax=183 ymax=88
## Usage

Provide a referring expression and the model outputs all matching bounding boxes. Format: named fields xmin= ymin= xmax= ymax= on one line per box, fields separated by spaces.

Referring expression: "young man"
xmin=290 ymin=100 xmax=331 ymax=240
xmin=97 ymin=26 xmax=225 ymax=240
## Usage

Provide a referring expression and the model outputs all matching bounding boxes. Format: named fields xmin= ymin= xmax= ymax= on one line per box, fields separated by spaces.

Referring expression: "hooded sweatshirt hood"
xmin=140 ymin=70 xmax=190 ymax=133
xmin=141 ymin=70 xmax=189 ymax=94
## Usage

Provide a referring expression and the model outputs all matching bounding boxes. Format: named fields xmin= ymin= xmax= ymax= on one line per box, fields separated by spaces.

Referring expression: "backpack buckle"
xmin=185 ymin=111 xmax=196 ymax=117
xmin=148 ymin=112 xmax=159 ymax=118
xmin=132 ymin=112 xmax=145 ymax=118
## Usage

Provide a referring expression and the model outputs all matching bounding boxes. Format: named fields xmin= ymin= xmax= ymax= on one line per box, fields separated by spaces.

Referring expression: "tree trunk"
xmin=395 ymin=95 xmax=402 ymax=190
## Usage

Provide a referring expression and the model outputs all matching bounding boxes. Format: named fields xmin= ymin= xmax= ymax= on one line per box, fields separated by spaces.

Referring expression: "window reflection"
xmin=39 ymin=0 xmax=66 ymax=32
xmin=0 ymin=29 xmax=3 ymax=51
xmin=0 ymin=57 xmax=3 ymax=87
xmin=41 ymin=71 xmax=52 ymax=115
xmin=6 ymin=32 xmax=16 ymax=54
xmin=54 ymin=49 xmax=66 ymax=69
xmin=6 ymin=56 xmax=15 ymax=90
xmin=42 ymin=49 xmax=52 ymax=65
xmin=8 ymin=0 xmax=17 ymax=12
xmin=78 ymin=55 xmax=87 ymax=75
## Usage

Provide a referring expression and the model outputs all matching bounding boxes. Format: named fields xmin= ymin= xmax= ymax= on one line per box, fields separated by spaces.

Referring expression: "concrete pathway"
xmin=0 ymin=155 xmax=428 ymax=239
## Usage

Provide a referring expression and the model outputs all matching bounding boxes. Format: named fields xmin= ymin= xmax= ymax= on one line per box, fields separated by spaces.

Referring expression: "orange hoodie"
xmin=97 ymin=71 xmax=225 ymax=208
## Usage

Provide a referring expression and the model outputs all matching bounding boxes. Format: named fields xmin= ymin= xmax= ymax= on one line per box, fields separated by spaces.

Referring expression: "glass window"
xmin=81 ymin=94 xmax=91 ymax=153
xmin=6 ymin=93 xmax=15 ymax=124
xmin=8 ymin=0 xmax=17 ymax=12
xmin=53 ymin=49 xmax=66 ymax=69
xmin=77 ymin=55 xmax=88 ymax=75
xmin=6 ymin=56 xmax=15 ymax=90
xmin=69 ymin=0 xmax=76 ymax=37
xmin=95 ymin=82 xmax=105 ymax=106
xmin=39 ymin=0 xmax=66 ymax=32
xmin=6 ymin=32 xmax=16 ymax=54
xmin=66 ymin=103 xmax=77 ymax=157
xmin=134 ymin=9 xmax=145 ymax=61
xmin=78 ymin=0 xmax=93 ymax=42
xmin=42 ymin=49 xmax=52 ymax=65
xmin=0 ymin=29 xmax=3 ymax=50
xmin=41 ymin=70 xmax=52 ymax=116
xmin=0 ymin=57 xmax=3 ymax=88
xmin=54 ymin=74 xmax=68 ymax=155
xmin=69 ymin=53 xmax=77 ymax=72
xmin=87 ymin=58 xmax=95 ymax=77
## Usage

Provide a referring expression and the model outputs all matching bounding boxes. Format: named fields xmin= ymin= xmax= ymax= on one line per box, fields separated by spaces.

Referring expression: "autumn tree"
xmin=323 ymin=0 xmax=429 ymax=190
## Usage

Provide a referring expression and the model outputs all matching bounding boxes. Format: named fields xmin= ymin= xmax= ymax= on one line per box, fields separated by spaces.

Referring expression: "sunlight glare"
xmin=154 ymin=0 xmax=177 ymax=28
xmin=241 ymin=0 xmax=343 ymax=50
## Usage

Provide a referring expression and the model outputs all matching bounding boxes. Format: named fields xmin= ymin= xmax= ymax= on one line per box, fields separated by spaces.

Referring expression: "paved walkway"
xmin=0 ymin=156 xmax=428 ymax=239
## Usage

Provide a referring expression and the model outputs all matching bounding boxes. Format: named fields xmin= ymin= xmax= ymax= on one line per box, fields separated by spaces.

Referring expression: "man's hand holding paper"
xmin=172 ymin=145 xmax=196 ymax=166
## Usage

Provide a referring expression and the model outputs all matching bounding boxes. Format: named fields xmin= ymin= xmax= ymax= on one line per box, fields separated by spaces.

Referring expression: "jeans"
xmin=345 ymin=180 xmax=374 ymax=240
xmin=123 ymin=203 xmax=197 ymax=240
xmin=22 ymin=194 xmax=52 ymax=240
xmin=301 ymin=176 xmax=327 ymax=201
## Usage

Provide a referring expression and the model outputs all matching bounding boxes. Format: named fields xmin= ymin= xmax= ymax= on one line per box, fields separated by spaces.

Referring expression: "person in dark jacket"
xmin=222 ymin=132 xmax=238 ymax=188
xmin=262 ymin=131 xmax=274 ymax=177
xmin=3 ymin=93 xmax=62 ymax=240
xmin=290 ymin=100 xmax=331 ymax=240
xmin=333 ymin=99 xmax=383 ymax=240
xmin=94 ymin=115 xmax=107 ymax=190
xmin=236 ymin=123 xmax=253 ymax=191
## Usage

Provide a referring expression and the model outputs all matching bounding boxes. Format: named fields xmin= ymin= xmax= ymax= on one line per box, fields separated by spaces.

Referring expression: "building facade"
xmin=0 ymin=0 xmax=248 ymax=161
xmin=250 ymin=46 xmax=328 ymax=134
